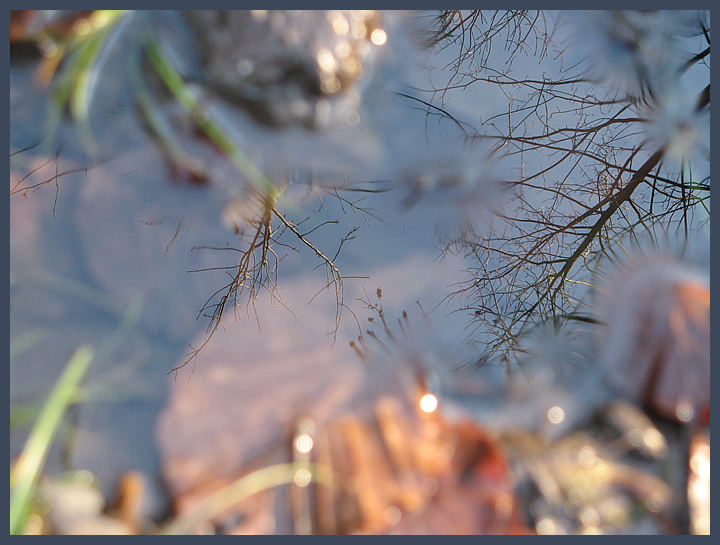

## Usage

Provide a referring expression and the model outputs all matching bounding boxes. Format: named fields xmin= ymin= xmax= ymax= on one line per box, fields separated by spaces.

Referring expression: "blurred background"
xmin=9 ymin=10 xmax=709 ymax=534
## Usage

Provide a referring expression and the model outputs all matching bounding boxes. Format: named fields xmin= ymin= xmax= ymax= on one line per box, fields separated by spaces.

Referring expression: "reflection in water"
xmin=10 ymin=9 xmax=710 ymax=535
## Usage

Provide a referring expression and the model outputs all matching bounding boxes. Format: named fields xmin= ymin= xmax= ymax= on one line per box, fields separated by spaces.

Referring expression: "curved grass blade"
xmin=161 ymin=463 xmax=333 ymax=535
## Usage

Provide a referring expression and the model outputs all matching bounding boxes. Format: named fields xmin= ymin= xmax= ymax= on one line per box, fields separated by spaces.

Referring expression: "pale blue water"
xmin=10 ymin=11 xmax=709 ymax=516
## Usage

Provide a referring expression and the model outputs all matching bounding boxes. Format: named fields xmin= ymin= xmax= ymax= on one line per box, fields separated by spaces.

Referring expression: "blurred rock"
xmin=185 ymin=10 xmax=384 ymax=129
xmin=156 ymin=300 xmax=529 ymax=534
xmin=594 ymin=256 xmax=710 ymax=425
xmin=156 ymin=309 xmax=365 ymax=504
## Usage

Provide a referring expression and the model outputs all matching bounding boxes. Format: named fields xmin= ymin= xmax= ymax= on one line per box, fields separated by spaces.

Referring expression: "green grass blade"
xmin=9 ymin=346 xmax=94 ymax=535
xmin=144 ymin=40 xmax=279 ymax=201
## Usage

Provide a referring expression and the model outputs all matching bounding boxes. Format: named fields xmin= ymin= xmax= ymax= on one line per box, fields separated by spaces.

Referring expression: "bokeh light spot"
xmin=370 ymin=28 xmax=387 ymax=46
xmin=547 ymin=405 xmax=565 ymax=424
xmin=419 ymin=393 xmax=438 ymax=413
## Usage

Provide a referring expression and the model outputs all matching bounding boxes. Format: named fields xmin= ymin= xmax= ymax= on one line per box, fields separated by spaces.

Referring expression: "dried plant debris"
xmin=687 ymin=431 xmax=709 ymax=535
xmin=503 ymin=428 xmax=672 ymax=534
